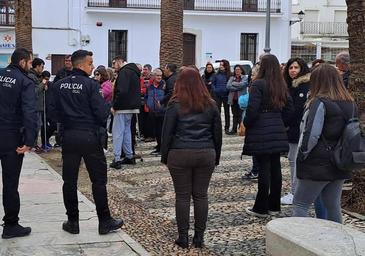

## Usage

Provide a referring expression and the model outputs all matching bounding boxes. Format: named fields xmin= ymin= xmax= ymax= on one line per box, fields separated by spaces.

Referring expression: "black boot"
xmin=2 ymin=223 xmax=31 ymax=239
xmin=175 ymin=234 xmax=189 ymax=249
xmin=98 ymin=218 xmax=124 ymax=235
xmin=192 ymin=232 xmax=204 ymax=248
xmin=120 ymin=157 xmax=136 ymax=165
xmin=109 ymin=159 xmax=122 ymax=169
xmin=62 ymin=220 xmax=80 ymax=234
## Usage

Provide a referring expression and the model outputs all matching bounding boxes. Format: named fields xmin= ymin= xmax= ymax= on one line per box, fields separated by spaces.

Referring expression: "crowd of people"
xmin=0 ymin=47 xmax=357 ymax=251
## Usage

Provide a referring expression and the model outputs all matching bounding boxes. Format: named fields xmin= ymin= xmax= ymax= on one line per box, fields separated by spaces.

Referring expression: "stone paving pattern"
xmin=103 ymin=133 xmax=365 ymax=255
xmin=0 ymin=154 xmax=149 ymax=256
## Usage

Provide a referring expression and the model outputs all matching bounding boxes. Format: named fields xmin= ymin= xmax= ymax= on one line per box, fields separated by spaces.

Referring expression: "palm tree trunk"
xmin=344 ymin=0 xmax=365 ymax=214
xmin=160 ymin=0 xmax=183 ymax=68
xmin=15 ymin=0 xmax=32 ymax=51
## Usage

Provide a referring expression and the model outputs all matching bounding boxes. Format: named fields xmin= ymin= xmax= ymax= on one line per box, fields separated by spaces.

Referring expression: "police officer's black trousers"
xmin=0 ymin=132 xmax=24 ymax=225
xmin=62 ymin=129 xmax=111 ymax=222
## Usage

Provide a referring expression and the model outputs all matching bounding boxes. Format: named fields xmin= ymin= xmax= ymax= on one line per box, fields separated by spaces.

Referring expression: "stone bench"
xmin=266 ymin=217 xmax=365 ymax=256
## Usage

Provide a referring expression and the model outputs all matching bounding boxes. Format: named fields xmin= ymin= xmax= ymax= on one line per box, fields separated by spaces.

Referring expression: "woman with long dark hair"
xmin=212 ymin=59 xmax=231 ymax=133
xmin=281 ymin=57 xmax=311 ymax=205
xmin=161 ymin=68 xmax=222 ymax=249
xmin=293 ymin=64 xmax=355 ymax=223
xmin=242 ymin=54 xmax=294 ymax=217
xmin=201 ymin=62 xmax=215 ymax=96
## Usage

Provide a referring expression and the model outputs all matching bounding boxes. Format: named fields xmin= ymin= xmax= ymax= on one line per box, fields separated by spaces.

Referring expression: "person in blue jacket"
xmin=212 ymin=59 xmax=231 ymax=133
xmin=145 ymin=68 xmax=166 ymax=155
xmin=0 ymin=48 xmax=38 ymax=239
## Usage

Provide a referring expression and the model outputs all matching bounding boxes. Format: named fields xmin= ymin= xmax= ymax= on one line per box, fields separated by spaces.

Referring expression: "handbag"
xmin=238 ymin=91 xmax=249 ymax=110
xmin=238 ymin=121 xmax=246 ymax=136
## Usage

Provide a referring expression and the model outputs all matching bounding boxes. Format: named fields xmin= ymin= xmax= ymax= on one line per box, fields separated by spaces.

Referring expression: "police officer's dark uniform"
xmin=0 ymin=61 xmax=37 ymax=238
xmin=51 ymin=52 xmax=123 ymax=235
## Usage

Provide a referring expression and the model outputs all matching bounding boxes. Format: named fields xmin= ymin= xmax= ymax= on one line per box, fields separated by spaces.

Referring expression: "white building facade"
xmin=0 ymin=0 xmax=292 ymax=73
xmin=291 ymin=0 xmax=348 ymax=63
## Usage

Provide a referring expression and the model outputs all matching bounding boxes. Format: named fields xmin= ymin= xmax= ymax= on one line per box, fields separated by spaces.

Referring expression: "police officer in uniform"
xmin=51 ymin=50 xmax=123 ymax=235
xmin=0 ymin=48 xmax=38 ymax=239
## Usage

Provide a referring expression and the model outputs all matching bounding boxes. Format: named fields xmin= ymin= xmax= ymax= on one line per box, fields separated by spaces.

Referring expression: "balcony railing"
xmin=300 ymin=22 xmax=348 ymax=36
xmin=87 ymin=0 xmax=282 ymax=13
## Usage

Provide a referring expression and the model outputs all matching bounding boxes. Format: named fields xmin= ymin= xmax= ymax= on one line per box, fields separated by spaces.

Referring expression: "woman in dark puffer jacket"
xmin=242 ymin=54 xmax=294 ymax=217
xmin=212 ymin=59 xmax=231 ymax=133
xmin=281 ymin=58 xmax=311 ymax=205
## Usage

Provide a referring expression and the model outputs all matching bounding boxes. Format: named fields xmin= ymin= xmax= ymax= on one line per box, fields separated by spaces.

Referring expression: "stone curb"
xmin=342 ymin=208 xmax=365 ymax=221
xmin=32 ymin=153 xmax=150 ymax=256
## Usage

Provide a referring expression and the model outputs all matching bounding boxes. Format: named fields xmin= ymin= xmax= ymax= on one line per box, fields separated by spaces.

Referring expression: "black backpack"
xmin=323 ymin=102 xmax=365 ymax=172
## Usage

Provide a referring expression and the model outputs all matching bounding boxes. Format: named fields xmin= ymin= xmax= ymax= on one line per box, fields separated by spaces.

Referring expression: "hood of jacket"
xmin=28 ymin=68 xmax=42 ymax=83
xmin=292 ymin=73 xmax=310 ymax=88
xmin=120 ymin=63 xmax=141 ymax=77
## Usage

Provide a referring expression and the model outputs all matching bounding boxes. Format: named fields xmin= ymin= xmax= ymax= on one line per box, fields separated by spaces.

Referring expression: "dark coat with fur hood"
xmin=287 ymin=73 xmax=310 ymax=143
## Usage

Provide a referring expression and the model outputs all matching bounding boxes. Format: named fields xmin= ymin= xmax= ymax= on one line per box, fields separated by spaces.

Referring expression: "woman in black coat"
xmin=161 ymin=68 xmax=222 ymax=248
xmin=281 ymin=58 xmax=311 ymax=205
xmin=201 ymin=62 xmax=215 ymax=97
xmin=293 ymin=64 xmax=354 ymax=223
xmin=242 ymin=54 xmax=294 ymax=217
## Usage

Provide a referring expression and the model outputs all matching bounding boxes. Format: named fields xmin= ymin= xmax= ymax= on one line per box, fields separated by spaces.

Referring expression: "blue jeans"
xmin=112 ymin=113 xmax=133 ymax=161
xmin=314 ymin=194 xmax=327 ymax=220
xmin=293 ymin=179 xmax=344 ymax=223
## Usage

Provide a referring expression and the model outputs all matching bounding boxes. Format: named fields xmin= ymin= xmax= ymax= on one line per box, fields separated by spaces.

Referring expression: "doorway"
xmin=183 ymin=33 xmax=196 ymax=66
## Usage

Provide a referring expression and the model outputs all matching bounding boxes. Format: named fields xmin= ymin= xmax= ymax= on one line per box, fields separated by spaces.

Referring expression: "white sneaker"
xmin=280 ymin=193 xmax=293 ymax=205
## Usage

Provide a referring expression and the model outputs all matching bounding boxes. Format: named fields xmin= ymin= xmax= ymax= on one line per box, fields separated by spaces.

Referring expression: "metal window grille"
xmin=240 ymin=33 xmax=257 ymax=64
xmin=0 ymin=0 xmax=15 ymax=26
xmin=108 ymin=30 xmax=128 ymax=66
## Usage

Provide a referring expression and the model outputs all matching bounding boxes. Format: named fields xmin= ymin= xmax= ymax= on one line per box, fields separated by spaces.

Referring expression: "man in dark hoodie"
xmin=110 ymin=56 xmax=141 ymax=169
xmin=28 ymin=58 xmax=45 ymax=153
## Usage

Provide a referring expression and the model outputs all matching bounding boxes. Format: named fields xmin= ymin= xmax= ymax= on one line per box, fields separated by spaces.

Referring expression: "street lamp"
xmin=290 ymin=10 xmax=305 ymax=26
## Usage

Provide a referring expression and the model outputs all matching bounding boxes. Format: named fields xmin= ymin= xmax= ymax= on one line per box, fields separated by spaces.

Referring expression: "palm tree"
xmin=159 ymin=0 xmax=183 ymax=68
xmin=344 ymin=0 xmax=365 ymax=213
xmin=15 ymin=0 xmax=32 ymax=51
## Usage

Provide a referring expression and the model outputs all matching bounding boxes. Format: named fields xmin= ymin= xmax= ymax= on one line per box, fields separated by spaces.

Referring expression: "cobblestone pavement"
xmin=100 ymin=133 xmax=365 ymax=255
xmin=41 ymin=110 xmax=365 ymax=256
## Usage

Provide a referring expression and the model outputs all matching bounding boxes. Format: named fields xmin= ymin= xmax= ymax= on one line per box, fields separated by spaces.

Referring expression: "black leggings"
xmin=168 ymin=149 xmax=216 ymax=235
xmin=253 ymin=154 xmax=282 ymax=214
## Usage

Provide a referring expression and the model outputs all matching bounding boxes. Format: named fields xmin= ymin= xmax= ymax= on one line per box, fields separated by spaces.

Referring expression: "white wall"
xmin=30 ymin=0 xmax=291 ymax=70
xmin=32 ymin=0 xmax=82 ymax=70
xmin=82 ymin=12 xmax=160 ymax=68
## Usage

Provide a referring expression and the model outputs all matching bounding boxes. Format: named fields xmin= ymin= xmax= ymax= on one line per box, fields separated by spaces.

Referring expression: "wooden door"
xmin=183 ymin=33 xmax=196 ymax=66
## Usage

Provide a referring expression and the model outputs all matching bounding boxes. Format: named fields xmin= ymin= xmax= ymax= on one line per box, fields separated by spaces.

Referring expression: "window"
xmin=108 ymin=30 xmax=127 ymax=66
xmin=51 ymin=54 xmax=67 ymax=75
xmin=240 ymin=33 xmax=257 ymax=64
xmin=0 ymin=0 xmax=15 ymax=26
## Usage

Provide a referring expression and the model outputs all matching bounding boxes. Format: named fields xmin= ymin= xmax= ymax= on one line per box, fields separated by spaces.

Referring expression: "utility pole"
xmin=264 ymin=0 xmax=271 ymax=53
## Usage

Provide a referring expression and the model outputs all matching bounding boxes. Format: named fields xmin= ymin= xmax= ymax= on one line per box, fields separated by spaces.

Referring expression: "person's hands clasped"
xmin=16 ymin=145 xmax=31 ymax=154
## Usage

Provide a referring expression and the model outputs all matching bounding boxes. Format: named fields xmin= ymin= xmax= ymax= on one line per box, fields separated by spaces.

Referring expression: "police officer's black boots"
xmin=98 ymin=218 xmax=124 ymax=235
xmin=62 ymin=220 xmax=80 ymax=234
xmin=2 ymin=223 xmax=31 ymax=239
